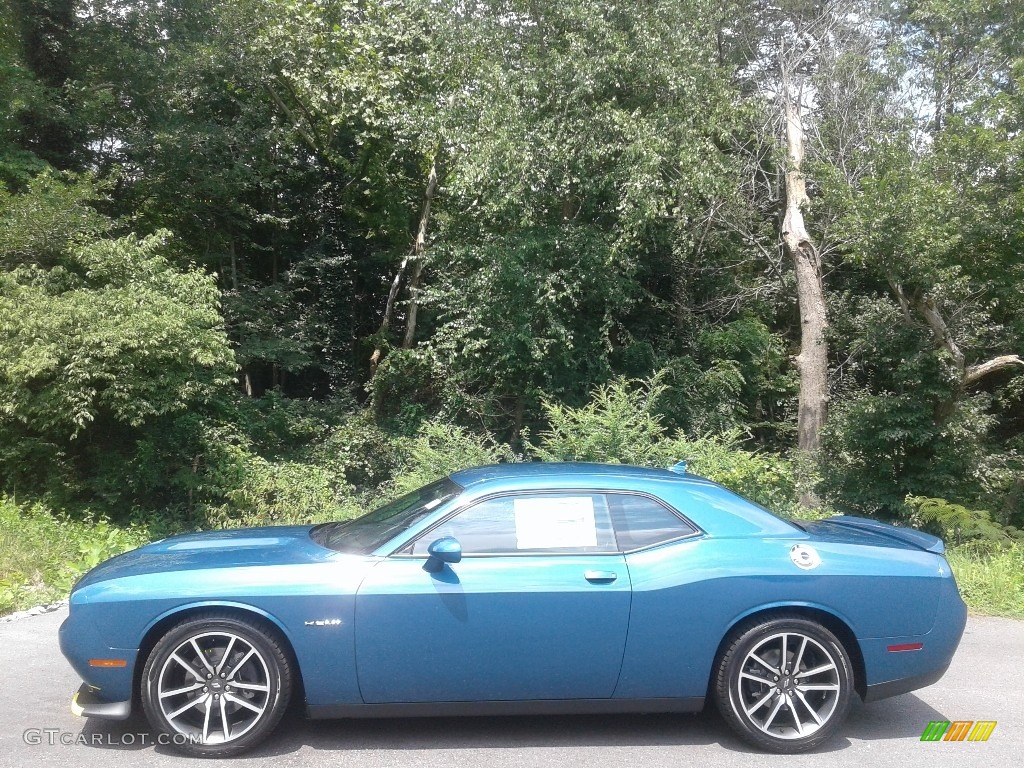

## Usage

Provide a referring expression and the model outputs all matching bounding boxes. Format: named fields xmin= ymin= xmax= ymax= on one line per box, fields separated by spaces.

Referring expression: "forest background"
xmin=1 ymin=0 xmax=1022 ymax=615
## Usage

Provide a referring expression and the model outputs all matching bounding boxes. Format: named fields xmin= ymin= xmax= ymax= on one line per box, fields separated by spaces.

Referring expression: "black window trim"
xmin=387 ymin=488 xmax=705 ymax=558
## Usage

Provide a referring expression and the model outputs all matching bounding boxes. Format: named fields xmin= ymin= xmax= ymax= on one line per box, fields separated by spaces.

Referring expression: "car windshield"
xmin=310 ymin=478 xmax=462 ymax=554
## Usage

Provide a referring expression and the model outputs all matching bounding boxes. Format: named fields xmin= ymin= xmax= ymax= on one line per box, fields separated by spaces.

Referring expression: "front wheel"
xmin=713 ymin=616 xmax=854 ymax=753
xmin=140 ymin=613 xmax=292 ymax=757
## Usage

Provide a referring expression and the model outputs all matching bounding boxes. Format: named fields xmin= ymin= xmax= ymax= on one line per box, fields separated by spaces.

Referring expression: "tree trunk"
xmin=402 ymin=259 xmax=425 ymax=348
xmin=369 ymin=255 xmax=410 ymax=377
xmin=965 ymin=355 xmax=1024 ymax=386
xmin=782 ymin=90 xmax=828 ymax=503
xmin=229 ymin=237 xmax=255 ymax=398
xmin=369 ymin=156 xmax=439 ymax=373
xmin=402 ymin=156 xmax=439 ymax=349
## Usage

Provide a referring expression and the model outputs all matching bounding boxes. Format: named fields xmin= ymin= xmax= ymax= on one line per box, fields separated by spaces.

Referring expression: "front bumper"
xmin=60 ymin=612 xmax=138 ymax=709
xmin=71 ymin=684 xmax=131 ymax=720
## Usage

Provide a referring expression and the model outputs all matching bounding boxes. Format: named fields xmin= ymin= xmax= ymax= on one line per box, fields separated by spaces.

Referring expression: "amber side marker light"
xmin=88 ymin=659 xmax=127 ymax=667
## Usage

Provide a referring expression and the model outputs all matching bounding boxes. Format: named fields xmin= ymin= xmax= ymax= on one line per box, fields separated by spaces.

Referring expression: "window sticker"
xmin=514 ymin=496 xmax=598 ymax=549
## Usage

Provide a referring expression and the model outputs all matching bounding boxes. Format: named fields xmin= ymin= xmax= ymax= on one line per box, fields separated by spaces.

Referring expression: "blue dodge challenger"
xmin=60 ymin=462 xmax=967 ymax=756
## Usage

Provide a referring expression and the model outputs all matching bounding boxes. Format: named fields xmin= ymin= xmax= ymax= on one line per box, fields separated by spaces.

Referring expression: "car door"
xmin=354 ymin=491 xmax=631 ymax=703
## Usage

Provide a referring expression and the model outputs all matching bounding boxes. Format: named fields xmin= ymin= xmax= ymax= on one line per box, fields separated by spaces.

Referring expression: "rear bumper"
xmin=863 ymin=662 xmax=951 ymax=702
xmin=71 ymin=684 xmax=132 ymax=720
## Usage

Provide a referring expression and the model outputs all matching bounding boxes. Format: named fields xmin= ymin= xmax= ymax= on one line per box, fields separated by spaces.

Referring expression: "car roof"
xmin=446 ymin=462 xmax=801 ymax=539
xmin=449 ymin=461 xmax=717 ymax=489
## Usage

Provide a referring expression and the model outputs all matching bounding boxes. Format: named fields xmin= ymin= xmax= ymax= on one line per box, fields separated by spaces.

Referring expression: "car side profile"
xmin=59 ymin=462 xmax=967 ymax=756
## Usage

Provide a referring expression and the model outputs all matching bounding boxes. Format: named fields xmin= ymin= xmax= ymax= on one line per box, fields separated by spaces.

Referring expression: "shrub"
xmin=531 ymin=376 xmax=669 ymax=466
xmin=198 ymin=439 xmax=361 ymax=529
xmin=369 ymin=348 xmax=446 ymax=435
xmin=314 ymin=411 xmax=406 ymax=490
xmin=0 ymin=496 xmax=147 ymax=614
xmin=532 ymin=376 xmax=799 ymax=515
xmin=0 ymin=219 xmax=236 ymax=508
xmin=391 ymin=420 xmax=519 ymax=495
xmin=905 ymin=496 xmax=1017 ymax=546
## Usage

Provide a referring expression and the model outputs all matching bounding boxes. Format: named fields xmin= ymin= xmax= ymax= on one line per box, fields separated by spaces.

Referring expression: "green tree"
xmin=819 ymin=0 xmax=1024 ymax=521
xmin=0 ymin=174 xmax=235 ymax=503
xmin=408 ymin=0 xmax=743 ymax=441
xmin=2 ymin=0 xmax=82 ymax=171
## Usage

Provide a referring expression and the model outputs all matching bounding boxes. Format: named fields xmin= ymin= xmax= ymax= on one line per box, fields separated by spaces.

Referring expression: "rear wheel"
xmin=140 ymin=613 xmax=292 ymax=757
xmin=714 ymin=616 xmax=853 ymax=753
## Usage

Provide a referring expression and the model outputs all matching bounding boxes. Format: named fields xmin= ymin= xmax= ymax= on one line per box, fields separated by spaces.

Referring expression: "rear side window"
xmin=607 ymin=493 xmax=698 ymax=551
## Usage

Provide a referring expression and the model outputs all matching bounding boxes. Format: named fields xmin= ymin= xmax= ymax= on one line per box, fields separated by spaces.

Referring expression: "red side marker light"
xmin=886 ymin=643 xmax=924 ymax=652
xmin=88 ymin=659 xmax=128 ymax=667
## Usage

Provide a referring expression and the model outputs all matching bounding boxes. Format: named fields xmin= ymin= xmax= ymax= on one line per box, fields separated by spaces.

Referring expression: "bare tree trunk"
xmin=369 ymin=255 xmax=410 ymax=377
xmin=230 ymin=236 xmax=238 ymax=292
xmin=229 ymin=237 xmax=255 ymax=398
xmin=368 ymin=156 xmax=439 ymax=374
xmin=965 ymin=355 xmax=1024 ymax=386
xmin=916 ymin=294 xmax=965 ymax=372
xmin=402 ymin=259 xmax=425 ymax=348
xmin=402 ymin=157 xmax=439 ymax=349
xmin=781 ymin=85 xmax=828 ymax=505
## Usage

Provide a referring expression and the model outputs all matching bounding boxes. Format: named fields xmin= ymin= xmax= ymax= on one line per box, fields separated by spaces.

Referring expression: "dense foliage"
xmin=1 ymin=0 xmax=1022 ymax=555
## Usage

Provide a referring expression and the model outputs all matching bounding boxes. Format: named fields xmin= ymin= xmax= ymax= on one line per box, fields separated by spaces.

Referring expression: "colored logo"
xmin=921 ymin=721 xmax=996 ymax=742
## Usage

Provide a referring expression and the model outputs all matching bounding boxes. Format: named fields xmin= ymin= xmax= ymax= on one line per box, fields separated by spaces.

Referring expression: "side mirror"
xmin=424 ymin=536 xmax=462 ymax=573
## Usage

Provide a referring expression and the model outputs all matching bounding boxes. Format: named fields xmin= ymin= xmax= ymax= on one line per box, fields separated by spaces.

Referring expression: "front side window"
xmin=410 ymin=492 xmax=617 ymax=555
xmin=311 ymin=478 xmax=462 ymax=554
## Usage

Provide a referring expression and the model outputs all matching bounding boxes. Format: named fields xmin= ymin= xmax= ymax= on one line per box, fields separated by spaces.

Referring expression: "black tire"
xmin=140 ymin=612 xmax=292 ymax=757
xmin=713 ymin=615 xmax=853 ymax=753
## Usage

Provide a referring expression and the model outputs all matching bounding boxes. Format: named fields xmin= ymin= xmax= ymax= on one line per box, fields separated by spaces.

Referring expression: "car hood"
xmin=73 ymin=525 xmax=341 ymax=590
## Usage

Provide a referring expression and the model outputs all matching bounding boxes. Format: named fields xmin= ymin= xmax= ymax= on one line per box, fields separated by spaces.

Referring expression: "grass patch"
xmin=0 ymin=497 xmax=149 ymax=615
xmin=946 ymin=541 xmax=1024 ymax=619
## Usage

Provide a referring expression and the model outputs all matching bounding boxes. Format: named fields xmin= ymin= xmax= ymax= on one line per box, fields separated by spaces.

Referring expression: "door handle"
xmin=584 ymin=570 xmax=618 ymax=583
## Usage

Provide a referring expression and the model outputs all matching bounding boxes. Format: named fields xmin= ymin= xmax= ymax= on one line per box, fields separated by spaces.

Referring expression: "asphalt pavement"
xmin=0 ymin=608 xmax=1019 ymax=768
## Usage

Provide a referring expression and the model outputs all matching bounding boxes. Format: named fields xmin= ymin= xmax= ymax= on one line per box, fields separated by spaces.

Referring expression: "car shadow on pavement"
xmin=842 ymin=694 xmax=952 ymax=741
xmin=77 ymin=693 xmax=949 ymax=757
